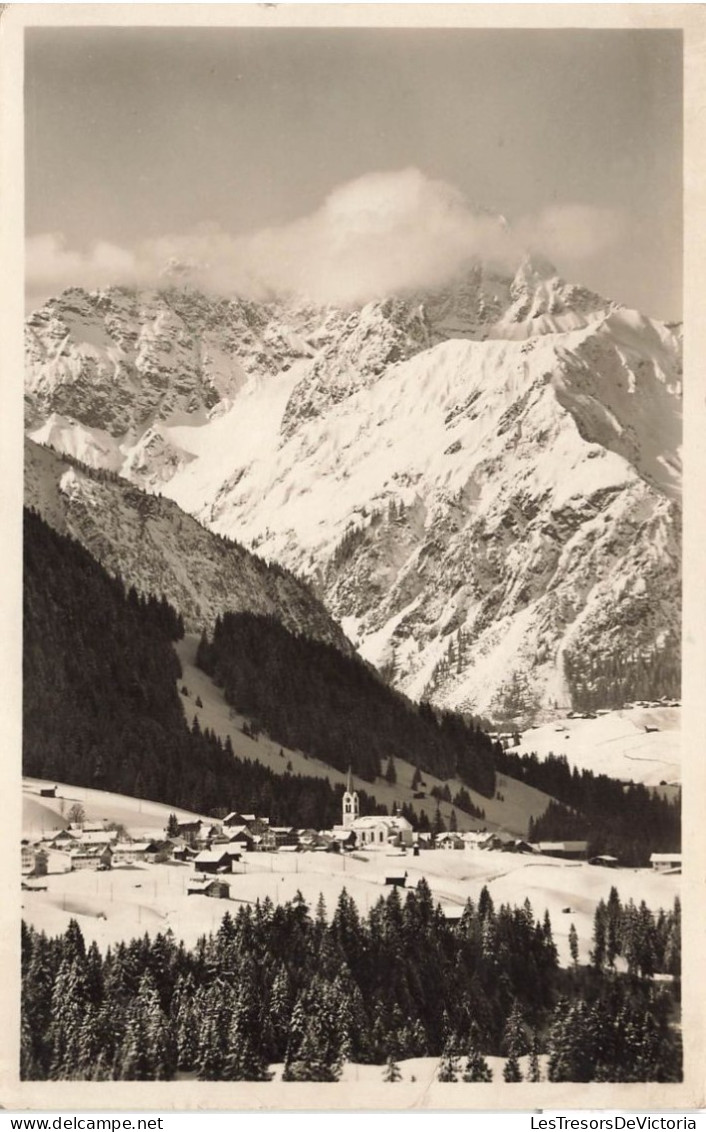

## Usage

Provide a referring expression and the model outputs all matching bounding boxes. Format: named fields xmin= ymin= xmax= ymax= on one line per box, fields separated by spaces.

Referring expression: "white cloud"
xmin=26 ymin=169 xmax=625 ymax=308
xmin=515 ymin=203 xmax=625 ymax=263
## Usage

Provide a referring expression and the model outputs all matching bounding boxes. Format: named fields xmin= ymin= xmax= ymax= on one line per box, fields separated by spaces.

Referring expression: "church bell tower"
xmin=342 ymin=767 xmax=359 ymax=829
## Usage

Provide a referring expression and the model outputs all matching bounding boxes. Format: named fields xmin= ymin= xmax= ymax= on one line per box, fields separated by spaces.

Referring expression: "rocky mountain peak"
xmin=24 ymin=264 xmax=681 ymax=721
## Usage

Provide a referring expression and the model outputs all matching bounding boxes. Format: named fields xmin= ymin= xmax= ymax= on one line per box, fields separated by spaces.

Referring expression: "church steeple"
xmin=342 ymin=766 xmax=359 ymax=829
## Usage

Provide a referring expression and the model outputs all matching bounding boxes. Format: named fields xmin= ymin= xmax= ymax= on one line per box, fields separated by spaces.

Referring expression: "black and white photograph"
xmin=2 ymin=2 xmax=704 ymax=1113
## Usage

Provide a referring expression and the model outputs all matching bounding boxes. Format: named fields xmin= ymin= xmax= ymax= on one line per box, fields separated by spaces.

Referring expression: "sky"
xmin=25 ymin=27 xmax=683 ymax=319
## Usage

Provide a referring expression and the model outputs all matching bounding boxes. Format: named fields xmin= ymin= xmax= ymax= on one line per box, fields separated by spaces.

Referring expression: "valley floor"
xmin=22 ymin=788 xmax=679 ymax=967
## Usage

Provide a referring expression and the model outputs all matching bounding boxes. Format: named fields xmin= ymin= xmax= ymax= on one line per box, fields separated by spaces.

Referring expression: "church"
xmin=335 ymin=771 xmax=414 ymax=849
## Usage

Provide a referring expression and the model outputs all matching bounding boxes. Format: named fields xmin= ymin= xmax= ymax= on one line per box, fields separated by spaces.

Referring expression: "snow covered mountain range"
xmin=25 ymin=255 xmax=682 ymax=720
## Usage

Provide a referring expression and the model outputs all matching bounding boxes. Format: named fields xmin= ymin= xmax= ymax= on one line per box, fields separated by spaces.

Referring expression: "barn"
xmin=193 ymin=849 xmax=232 ymax=874
xmin=187 ymin=878 xmax=231 ymax=898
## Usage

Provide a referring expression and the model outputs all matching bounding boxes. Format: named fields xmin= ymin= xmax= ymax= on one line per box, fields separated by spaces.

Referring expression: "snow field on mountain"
xmin=516 ymin=707 xmax=681 ymax=786
xmin=166 ymin=331 xmax=621 ymax=556
xmin=22 ymin=778 xmax=212 ymax=837
xmin=161 ymin=320 xmax=679 ymax=717
xmin=25 ymin=275 xmax=681 ymax=725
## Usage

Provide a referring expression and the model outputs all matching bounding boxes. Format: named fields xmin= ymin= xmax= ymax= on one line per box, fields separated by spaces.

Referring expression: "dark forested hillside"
xmin=196 ymin=612 xmax=497 ymax=794
xmin=22 ymin=508 xmax=384 ymax=824
xmin=496 ymin=749 xmax=680 ymax=866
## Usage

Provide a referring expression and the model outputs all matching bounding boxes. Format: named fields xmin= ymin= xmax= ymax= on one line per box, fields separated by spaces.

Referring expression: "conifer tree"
xmin=527 ymin=1030 xmax=542 ymax=1082
xmin=383 ymin=1055 xmax=402 ymax=1082
xmin=591 ymin=901 xmax=607 ymax=970
xmin=462 ymin=1025 xmax=493 ymax=1083
xmin=502 ymin=1000 xmax=527 ymax=1082
xmin=437 ymin=1041 xmax=460 ymax=1082
xmin=503 ymin=1052 xmax=523 ymax=1082
xmin=569 ymin=922 xmax=579 ymax=967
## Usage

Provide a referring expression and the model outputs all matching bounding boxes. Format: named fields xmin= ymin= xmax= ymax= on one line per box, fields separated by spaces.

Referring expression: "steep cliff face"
xmin=24 ymin=438 xmax=352 ymax=653
xmin=25 ymin=257 xmax=681 ymax=719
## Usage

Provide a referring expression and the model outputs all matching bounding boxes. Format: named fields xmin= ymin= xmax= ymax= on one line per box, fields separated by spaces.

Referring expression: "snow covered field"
xmin=22 ymin=777 xmax=212 ymax=839
xmin=516 ymin=706 xmax=680 ymax=786
xmin=20 ymin=832 xmax=679 ymax=967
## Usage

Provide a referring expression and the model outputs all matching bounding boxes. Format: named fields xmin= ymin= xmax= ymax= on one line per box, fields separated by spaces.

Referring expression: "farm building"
xmin=536 ymin=841 xmax=589 ymax=860
xmin=193 ymin=849 xmax=232 ymax=874
xmin=187 ymin=878 xmax=231 ymax=899
xmin=649 ymin=852 xmax=681 ymax=873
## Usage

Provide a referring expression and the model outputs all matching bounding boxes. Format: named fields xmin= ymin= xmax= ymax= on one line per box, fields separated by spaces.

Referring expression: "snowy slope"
xmin=165 ymin=316 xmax=681 ymax=720
xmin=24 ymin=258 xmax=682 ymax=721
xmin=516 ymin=706 xmax=681 ymax=786
xmin=175 ymin=634 xmax=556 ymax=838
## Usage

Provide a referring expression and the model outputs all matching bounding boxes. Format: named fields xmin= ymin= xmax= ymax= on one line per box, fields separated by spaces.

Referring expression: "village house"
xmin=262 ymin=826 xmax=299 ymax=851
xmin=21 ymin=842 xmax=50 ymax=875
xmin=175 ymin=820 xmax=202 ymax=845
xmin=297 ymin=828 xmax=326 ymax=851
xmin=39 ymin=785 xmax=57 ymax=798
xmin=326 ymin=829 xmax=356 ymax=852
xmin=223 ymin=811 xmax=255 ymax=828
xmin=143 ymin=839 xmax=173 ymax=863
xmin=43 ymin=829 xmax=77 ymax=847
xmin=174 ymin=819 xmax=222 ymax=848
xmin=74 ymin=829 xmax=118 ymax=848
xmin=461 ymin=831 xmax=495 ymax=850
xmin=436 ymin=832 xmax=465 ymax=850
xmin=68 ymin=821 xmax=109 ymax=835
xmin=70 ymin=845 xmax=113 ymax=871
xmin=21 ymin=841 xmax=35 ymax=873
xmin=111 ymin=841 xmax=152 ymax=866
xmin=223 ymin=813 xmax=270 ymax=837
xmin=225 ymin=826 xmax=255 ymax=852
